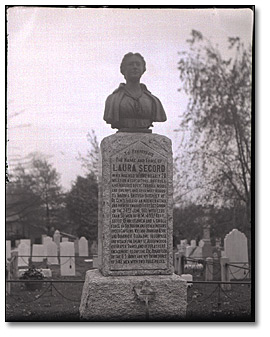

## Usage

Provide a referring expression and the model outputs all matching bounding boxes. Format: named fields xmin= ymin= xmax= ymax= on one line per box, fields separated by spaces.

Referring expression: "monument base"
xmin=79 ymin=269 xmax=187 ymax=321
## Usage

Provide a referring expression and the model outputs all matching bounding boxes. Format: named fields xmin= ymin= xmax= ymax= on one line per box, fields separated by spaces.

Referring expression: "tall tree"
xmin=65 ymin=173 xmax=98 ymax=243
xmin=175 ymin=30 xmax=252 ymax=231
xmin=6 ymin=155 xmax=64 ymax=236
xmin=77 ymin=129 xmax=100 ymax=178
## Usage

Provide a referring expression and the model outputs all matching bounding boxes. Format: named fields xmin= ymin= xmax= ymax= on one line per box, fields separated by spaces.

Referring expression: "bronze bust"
xmin=104 ymin=53 xmax=167 ymax=132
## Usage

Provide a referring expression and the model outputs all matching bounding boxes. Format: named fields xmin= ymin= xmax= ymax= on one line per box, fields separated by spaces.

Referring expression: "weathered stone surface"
xmin=99 ymin=132 xmax=174 ymax=276
xmin=79 ymin=237 xmax=89 ymax=257
xmin=79 ymin=269 xmax=187 ymax=321
xmin=60 ymin=242 xmax=75 ymax=276
xmin=224 ymin=229 xmax=249 ymax=279
xmin=18 ymin=242 xmax=30 ymax=267
xmin=46 ymin=241 xmax=59 ymax=265
xmin=32 ymin=244 xmax=45 ymax=262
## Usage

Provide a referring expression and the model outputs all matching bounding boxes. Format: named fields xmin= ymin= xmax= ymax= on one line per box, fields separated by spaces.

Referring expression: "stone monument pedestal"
xmin=80 ymin=132 xmax=187 ymax=321
xmin=79 ymin=269 xmax=187 ymax=321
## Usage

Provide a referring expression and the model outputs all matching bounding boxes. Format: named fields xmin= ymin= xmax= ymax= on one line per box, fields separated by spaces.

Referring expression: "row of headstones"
xmin=6 ymin=236 xmax=89 ymax=268
xmin=6 ymin=242 xmax=77 ymax=277
xmin=176 ymin=229 xmax=249 ymax=280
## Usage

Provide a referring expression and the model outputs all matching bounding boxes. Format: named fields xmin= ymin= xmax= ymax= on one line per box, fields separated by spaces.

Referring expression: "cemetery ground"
xmin=6 ymin=259 xmax=252 ymax=322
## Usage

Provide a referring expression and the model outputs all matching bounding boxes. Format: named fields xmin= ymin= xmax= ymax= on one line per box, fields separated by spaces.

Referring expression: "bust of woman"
xmin=104 ymin=52 xmax=167 ymax=132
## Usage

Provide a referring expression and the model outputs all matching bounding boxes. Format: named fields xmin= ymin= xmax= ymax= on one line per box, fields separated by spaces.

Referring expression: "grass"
xmin=6 ymin=259 xmax=253 ymax=322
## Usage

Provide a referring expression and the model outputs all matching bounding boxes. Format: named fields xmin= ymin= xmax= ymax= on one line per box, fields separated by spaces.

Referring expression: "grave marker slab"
xmin=47 ymin=241 xmax=59 ymax=265
xmin=53 ymin=230 xmax=61 ymax=250
xmin=190 ymin=240 xmax=196 ymax=248
xmin=79 ymin=237 xmax=89 ymax=257
xmin=224 ymin=229 xmax=249 ymax=279
xmin=32 ymin=244 xmax=46 ymax=262
xmin=18 ymin=242 xmax=30 ymax=267
xmin=20 ymin=239 xmax=31 ymax=247
xmin=60 ymin=242 xmax=75 ymax=276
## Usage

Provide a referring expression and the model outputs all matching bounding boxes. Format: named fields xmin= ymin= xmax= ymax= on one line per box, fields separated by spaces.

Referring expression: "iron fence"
xmin=6 ymin=278 xmax=252 ymax=321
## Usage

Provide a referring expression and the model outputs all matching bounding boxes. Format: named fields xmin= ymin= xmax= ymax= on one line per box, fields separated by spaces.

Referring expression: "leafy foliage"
xmin=6 ymin=155 xmax=65 ymax=237
xmin=65 ymin=173 xmax=98 ymax=243
xmin=175 ymin=31 xmax=252 ymax=230
xmin=20 ymin=265 xmax=44 ymax=280
xmin=77 ymin=129 xmax=100 ymax=178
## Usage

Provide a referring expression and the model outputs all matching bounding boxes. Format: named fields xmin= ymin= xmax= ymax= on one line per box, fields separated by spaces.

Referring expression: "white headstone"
xmin=6 ymin=240 xmax=11 ymax=260
xmin=46 ymin=241 xmax=59 ymax=265
xmin=53 ymin=230 xmax=61 ymax=250
xmin=60 ymin=242 xmax=75 ymax=276
xmin=43 ymin=237 xmax=53 ymax=256
xmin=190 ymin=240 xmax=196 ymax=248
xmin=62 ymin=237 xmax=69 ymax=242
xmin=79 ymin=237 xmax=89 ymax=257
xmin=32 ymin=244 xmax=46 ymax=262
xmin=41 ymin=234 xmax=48 ymax=244
xmin=190 ymin=246 xmax=203 ymax=259
xmin=20 ymin=239 xmax=31 ymax=247
xmin=224 ymin=229 xmax=249 ymax=280
xmin=199 ymin=240 xmax=205 ymax=248
xmin=18 ymin=242 xmax=31 ymax=267
xmin=185 ymin=245 xmax=195 ymax=257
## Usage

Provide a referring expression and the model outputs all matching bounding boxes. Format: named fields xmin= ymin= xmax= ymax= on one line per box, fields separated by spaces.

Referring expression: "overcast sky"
xmin=7 ymin=7 xmax=253 ymax=190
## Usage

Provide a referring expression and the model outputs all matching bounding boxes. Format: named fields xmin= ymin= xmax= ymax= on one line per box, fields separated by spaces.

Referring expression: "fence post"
xmin=10 ymin=251 xmax=18 ymax=279
xmin=174 ymin=252 xmax=179 ymax=274
xmin=179 ymin=253 xmax=185 ymax=275
xmin=205 ymin=257 xmax=213 ymax=281
xmin=6 ymin=261 xmax=11 ymax=295
xmin=220 ymin=257 xmax=231 ymax=290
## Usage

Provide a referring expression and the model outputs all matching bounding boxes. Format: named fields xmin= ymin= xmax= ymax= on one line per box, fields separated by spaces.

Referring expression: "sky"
xmin=7 ymin=7 xmax=253 ymax=190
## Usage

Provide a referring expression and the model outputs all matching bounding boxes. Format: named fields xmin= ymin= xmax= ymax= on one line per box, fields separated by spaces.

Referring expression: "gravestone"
xmin=62 ymin=237 xmax=69 ymax=242
xmin=18 ymin=242 xmax=31 ymax=267
xmin=80 ymin=133 xmax=187 ymax=321
xmin=20 ymin=239 xmax=31 ymax=247
xmin=79 ymin=237 xmax=89 ymax=257
xmin=199 ymin=240 xmax=205 ymax=248
xmin=185 ymin=245 xmax=195 ymax=258
xmin=190 ymin=240 xmax=196 ymax=248
xmin=32 ymin=244 xmax=46 ymax=262
xmin=43 ymin=236 xmax=53 ymax=256
xmin=53 ymin=230 xmax=61 ymax=251
xmin=202 ymin=224 xmax=213 ymax=258
xmin=6 ymin=240 xmax=11 ymax=260
xmin=41 ymin=234 xmax=47 ymax=244
xmin=47 ymin=241 xmax=59 ymax=265
xmin=224 ymin=229 xmax=249 ymax=280
xmin=60 ymin=242 xmax=75 ymax=276
xmin=189 ymin=246 xmax=203 ymax=259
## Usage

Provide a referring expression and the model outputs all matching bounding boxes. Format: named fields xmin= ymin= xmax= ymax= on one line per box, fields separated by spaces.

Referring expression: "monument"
xmin=80 ymin=53 xmax=187 ymax=321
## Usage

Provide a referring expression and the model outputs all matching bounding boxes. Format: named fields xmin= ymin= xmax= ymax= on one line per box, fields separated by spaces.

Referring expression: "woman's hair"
xmin=120 ymin=52 xmax=146 ymax=77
